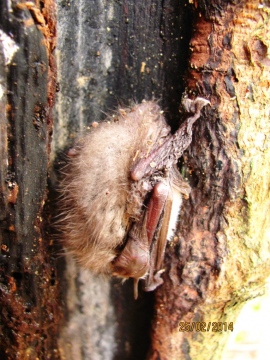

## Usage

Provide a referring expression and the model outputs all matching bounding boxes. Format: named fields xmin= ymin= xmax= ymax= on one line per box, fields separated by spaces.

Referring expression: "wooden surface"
xmin=1 ymin=0 xmax=270 ymax=359
xmin=56 ymin=1 xmax=270 ymax=359
xmin=0 ymin=1 xmax=59 ymax=359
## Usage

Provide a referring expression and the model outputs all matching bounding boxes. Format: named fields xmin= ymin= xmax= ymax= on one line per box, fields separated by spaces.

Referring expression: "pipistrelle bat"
xmin=59 ymin=96 xmax=209 ymax=299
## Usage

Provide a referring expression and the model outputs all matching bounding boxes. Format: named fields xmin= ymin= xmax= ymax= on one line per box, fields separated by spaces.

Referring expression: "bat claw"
xmin=182 ymin=96 xmax=210 ymax=113
xmin=144 ymin=269 xmax=165 ymax=292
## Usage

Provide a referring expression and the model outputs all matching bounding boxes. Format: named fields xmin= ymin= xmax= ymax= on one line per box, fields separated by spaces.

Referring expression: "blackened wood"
xmin=55 ymin=1 xmax=193 ymax=359
xmin=0 ymin=1 xmax=59 ymax=359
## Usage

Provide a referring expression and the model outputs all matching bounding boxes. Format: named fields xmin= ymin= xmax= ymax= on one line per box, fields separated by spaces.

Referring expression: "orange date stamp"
xmin=179 ymin=322 xmax=233 ymax=332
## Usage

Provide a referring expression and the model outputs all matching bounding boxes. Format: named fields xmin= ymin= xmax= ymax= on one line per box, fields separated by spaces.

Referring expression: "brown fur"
xmin=59 ymin=101 xmax=171 ymax=275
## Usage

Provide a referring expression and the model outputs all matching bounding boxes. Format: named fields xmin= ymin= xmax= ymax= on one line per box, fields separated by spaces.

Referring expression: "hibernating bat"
xmin=59 ymin=96 xmax=210 ymax=299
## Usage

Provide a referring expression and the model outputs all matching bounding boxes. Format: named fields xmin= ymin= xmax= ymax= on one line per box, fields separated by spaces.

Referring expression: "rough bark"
xmin=150 ymin=1 xmax=270 ymax=359
xmin=54 ymin=1 xmax=270 ymax=360
xmin=0 ymin=1 xmax=59 ymax=359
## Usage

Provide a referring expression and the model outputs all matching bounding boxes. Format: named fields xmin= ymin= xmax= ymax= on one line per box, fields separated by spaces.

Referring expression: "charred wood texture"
xmin=0 ymin=1 xmax=59 ymax=359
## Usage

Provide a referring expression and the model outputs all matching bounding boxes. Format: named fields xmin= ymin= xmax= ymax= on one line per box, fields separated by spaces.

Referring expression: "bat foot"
xmin=144 ymin=269 xmax=165 ymax=292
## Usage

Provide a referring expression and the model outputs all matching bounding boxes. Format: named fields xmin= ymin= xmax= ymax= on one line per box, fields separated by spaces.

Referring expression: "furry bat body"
xmin=60 ymin=97 xmax=209 ymax=298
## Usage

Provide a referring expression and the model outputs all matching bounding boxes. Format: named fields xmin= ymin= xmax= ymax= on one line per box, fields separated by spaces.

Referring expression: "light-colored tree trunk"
xmin=149 ymin=1 xmax=270 ymax=359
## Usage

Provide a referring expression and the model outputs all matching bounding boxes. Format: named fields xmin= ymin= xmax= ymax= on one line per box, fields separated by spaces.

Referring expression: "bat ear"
xmin=134 ymin=278 xmax=140 ymax=300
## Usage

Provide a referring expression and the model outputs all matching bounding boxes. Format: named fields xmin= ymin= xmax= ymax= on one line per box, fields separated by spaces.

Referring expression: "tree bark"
xmin=2 ymin=0 xmax=269 ymax=359
xmin=150 ymin=1 xmax=270 ymax=359
xmin=0 ymin=1 xmax=59 ymax=359
xmin=55 ymin=0 xmax=270 ymax=359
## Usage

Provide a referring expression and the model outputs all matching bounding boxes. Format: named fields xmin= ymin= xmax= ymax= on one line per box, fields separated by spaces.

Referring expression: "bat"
xmin=59 ymin=96 xmax=210 ymax=299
